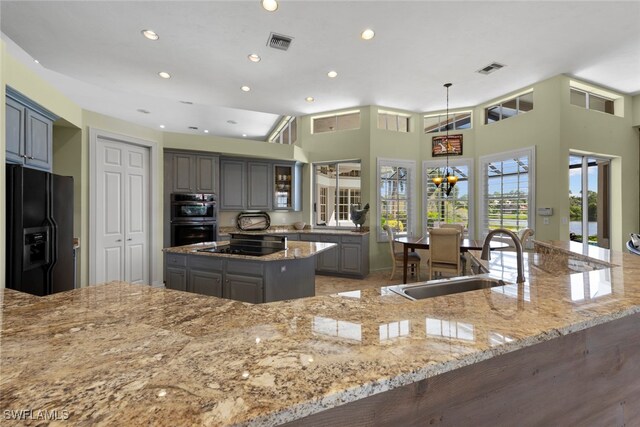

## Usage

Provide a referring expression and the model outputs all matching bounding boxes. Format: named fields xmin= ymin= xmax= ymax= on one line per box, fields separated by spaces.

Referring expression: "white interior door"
xmin=95 ymin=137 xmax=149 ymax=284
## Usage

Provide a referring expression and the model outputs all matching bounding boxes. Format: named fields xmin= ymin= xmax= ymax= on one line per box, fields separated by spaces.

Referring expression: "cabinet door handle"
xmin=116 ymin=239 xmax=122 ymax=242
xmin=20 ymin=154 xmax=28 ymax=158
xmin=127 ymin=238 xmax=132 ymax=241
xmin=27 ymin=156 xmax=34 ymax=160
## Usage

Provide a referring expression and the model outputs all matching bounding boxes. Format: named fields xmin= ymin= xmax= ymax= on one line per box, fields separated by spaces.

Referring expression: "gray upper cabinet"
xmin=219 ymin=157 xmax=302 ymax=212
xmin=6 ymin=97 xmax=25 ymax=165
xmin=247 ymin=162 xmax=272 ymax=209
xmin=196 ymin=156 xmax=217 ymax=193
xmin=169 ymin=151 xmax=219 ymax=194
xmin=220 ymin=159 xmax=246 ymax=210
xmin=5 ymin=89 xmax=55 ymax=172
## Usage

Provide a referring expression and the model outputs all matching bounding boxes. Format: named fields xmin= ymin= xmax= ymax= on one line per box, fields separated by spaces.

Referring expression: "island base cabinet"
xmin=189 ymin=269 xmax=223 ymax=297
xmin=164 ymin=252 xmax=314 ymax=303
xmin=166 ymin=267 xmax=187 ymax=292
xmin=300 ymin=233 xmax=369 ymax=278
xmin=224 ymin=274 xmax=264 ymax=304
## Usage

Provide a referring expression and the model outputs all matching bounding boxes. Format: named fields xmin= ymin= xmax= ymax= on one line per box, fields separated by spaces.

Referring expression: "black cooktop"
xmin=197 ymin=245 xmax=282 ymax=257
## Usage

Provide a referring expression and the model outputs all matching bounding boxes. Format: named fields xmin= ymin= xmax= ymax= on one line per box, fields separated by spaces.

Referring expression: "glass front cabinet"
xmin=273 ymin=163 xmax=301 ymax=211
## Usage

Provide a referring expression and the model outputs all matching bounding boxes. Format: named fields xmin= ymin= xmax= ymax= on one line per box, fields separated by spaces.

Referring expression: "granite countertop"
xmin=163 ymin=240 xmax=337 ymax=261
xmin=2 ymin=240 xmax=640 ymax=425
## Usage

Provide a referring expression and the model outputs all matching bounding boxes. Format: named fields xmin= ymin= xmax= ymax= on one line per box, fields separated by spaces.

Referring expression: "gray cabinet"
xmin=299 ymin=233 xmax=369 ymax=278
xmin=166 ymin=267 xmax=188 ymax=291
xmin=247 ymin=162 xmax=272 ymax=209
xmin=225 ymin=274 xmax=264 ymax=304
xmin=169 ymin=152 xmax=219 ymax=193
xmin=6 ymin=90 xmax=55 ymax=172
xmin=220 ymin=159 xmax=246 ymax=210
xmin=220 ymin=157 xmax=302 ymax=212
xmin=189 ymin=269 xmax=223 ymax=297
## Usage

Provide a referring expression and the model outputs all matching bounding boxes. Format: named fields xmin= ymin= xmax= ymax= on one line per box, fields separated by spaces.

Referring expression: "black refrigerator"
xmin=6 ymin=164 xmax=74 ymax=296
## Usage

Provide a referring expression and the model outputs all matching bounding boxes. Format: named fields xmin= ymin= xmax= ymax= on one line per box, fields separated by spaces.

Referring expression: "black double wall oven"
xmin=170 ymin=193 xmax=217 ymax=246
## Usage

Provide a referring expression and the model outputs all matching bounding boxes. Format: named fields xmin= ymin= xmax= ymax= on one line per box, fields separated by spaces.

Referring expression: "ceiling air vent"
xmin=267 ymin=32 xmax=293 ymax=51
xmin=477 ymin=62 xmax=506 ymax=75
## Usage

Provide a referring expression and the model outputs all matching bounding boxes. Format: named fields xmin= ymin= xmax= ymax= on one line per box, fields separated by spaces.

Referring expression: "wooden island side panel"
xmin=286 ymin=312 xmax=640 ymax=426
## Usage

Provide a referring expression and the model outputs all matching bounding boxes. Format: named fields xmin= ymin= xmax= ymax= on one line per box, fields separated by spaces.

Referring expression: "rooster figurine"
xmin=350 ymin=203 xmax=370 ymax=232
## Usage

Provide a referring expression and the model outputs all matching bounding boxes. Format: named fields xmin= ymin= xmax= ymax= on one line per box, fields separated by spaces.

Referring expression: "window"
xmin=268 ymin=116 xmax=297 ymax=144
xmin=479 ymin=147 xmax=536 ymax=236
xmin=484 ymin=91 xmax=533 ymax=124
xmin=378 ymin=110 xmax=411 ymax=132
xmin=424 ymin=111 xmax=472 ymax=133
xmin=423 ymin=159 xmax=473 ymax=236
xmin=378 ymin=159 xmax=416 ymax=240
xmin=570 ymin=88 xmax=614 ymax=115
xmin=314 ymin=161 xmax=361 ymax=227
xmin=311 ymin=110 xmax=360 ymax=134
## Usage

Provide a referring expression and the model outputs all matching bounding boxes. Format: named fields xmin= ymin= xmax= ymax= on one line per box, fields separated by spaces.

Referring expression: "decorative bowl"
xmin=293 ymin=221 xmax=306 ymax=230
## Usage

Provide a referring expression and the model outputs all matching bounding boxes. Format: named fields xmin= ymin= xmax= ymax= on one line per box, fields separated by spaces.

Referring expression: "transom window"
xmin=569 ymin=80 xmax=621 ymax=117
xmin=423 ymin=159 xmax=473 ymax=236
xmin=485 ymin=91 xmax=533 ymax=124
xmin=424 ymin=111 xmax=472 ymax=133
xmin=311 ymin=110 xmax=360 ymax=134
xmin=268 ymin=116 xmax=297 ymax=144
xmin=378 ymin=158 xmax=416 ymax=240
xmin=378 ymin=110 xmax=411 ymax=133
xmin=479 ymin=147 xmax=536 ymax=235
xmin=314 ymin=161 xmax=361 ymax=227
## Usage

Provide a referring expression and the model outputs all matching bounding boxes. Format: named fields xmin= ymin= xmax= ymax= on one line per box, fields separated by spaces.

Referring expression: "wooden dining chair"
xmin=383 ymin=224 xmax=421 ymax=280
xmin=428 ymin=227 xmax=461 ymax=279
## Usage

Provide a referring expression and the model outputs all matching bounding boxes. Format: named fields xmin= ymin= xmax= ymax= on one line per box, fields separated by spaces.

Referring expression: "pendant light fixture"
xmin=432 ymin=83 xmax=458 ymax=196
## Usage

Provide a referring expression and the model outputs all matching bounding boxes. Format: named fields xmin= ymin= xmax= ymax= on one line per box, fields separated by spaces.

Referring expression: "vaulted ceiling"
xmin=2 ymin=1 xmax=639 ymax=139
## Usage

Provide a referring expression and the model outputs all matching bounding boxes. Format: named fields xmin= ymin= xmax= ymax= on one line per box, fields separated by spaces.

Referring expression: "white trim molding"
xmin=376 ymin=157 xmax=417 ymax=242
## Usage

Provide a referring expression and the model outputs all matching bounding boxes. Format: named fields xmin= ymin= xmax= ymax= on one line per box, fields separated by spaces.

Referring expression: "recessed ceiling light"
xmin=248 ymin=54 xmax=261 ymax=63
xmin=306 ymin=97 xmax=315 ymax=102
xmin=241 ymin=85 xmax=251 ymax=92
xmin=204 ymin=129 xmax=209 ymax=133
xmin=141 ymin=29 xmax=159 ymax=41
xmin=159 ymin=125 xmax=165 ymax=129
xmin=242 ymin=133 xmax=248 ymax=137
xmin=34 ymin=59 xmax=40 ymax=64
xmin=327 ymin=70 xmax=338 ymax=78
xmin=361 ymin=29 xmax=375 ymax=40
xmin=158 ymin=71 xmax=171 ymax=79
xmin=227 ymin=120 xmax=237 ymax=125
xmin=261 ymin=0 xmax=278 ymax=12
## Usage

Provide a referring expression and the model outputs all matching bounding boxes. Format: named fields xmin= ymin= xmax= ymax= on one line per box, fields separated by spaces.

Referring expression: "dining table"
xmin=394 ymin=235 xmax=509 ymax=283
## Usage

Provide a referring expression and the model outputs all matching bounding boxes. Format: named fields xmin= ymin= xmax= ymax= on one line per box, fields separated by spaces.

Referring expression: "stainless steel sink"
xmin=388 ymin=275 xmax=508 ymax=300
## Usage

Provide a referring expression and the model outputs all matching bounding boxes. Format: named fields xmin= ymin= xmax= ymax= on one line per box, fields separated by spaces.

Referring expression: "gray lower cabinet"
xmin=166 ymin=266 xmax=188 ymax=292
xmin=189 ymin=269 xmax=223 ymax=297
xmin=225 ymin=274 xmax=263 ymax=304
xmin=299 ymin=233 xmax=369 ymax=278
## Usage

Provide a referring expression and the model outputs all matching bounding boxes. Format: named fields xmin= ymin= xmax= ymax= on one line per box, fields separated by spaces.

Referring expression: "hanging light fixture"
xmin=432 ymin=83 xmax=458 ymax=196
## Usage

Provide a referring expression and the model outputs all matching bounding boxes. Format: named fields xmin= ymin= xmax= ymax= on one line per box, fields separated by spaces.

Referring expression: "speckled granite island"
xmin=2 ymin=240 xmax=640 ymax=426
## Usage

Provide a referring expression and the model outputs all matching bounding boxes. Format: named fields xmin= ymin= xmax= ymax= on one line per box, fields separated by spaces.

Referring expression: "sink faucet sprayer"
xmin=480 ymin=229 xmax=525 ymax=284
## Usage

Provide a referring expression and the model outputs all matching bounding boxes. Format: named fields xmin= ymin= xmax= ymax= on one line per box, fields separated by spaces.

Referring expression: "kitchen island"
xmin=2 ymin=240 xmax=640 ymax=425
xmin=163 ymin=240 xmax=336 ymax=303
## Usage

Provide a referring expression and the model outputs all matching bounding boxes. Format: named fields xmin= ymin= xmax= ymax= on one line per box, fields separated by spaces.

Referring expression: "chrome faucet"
xmin=481 ymin=229 xmax=525 ymax=284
